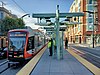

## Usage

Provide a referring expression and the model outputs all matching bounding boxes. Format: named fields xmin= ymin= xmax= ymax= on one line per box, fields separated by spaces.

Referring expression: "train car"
xmin=0 ymin=36 xmax=8 ymax=58
xmin=7 ymin=27 xmax=45 ymax=67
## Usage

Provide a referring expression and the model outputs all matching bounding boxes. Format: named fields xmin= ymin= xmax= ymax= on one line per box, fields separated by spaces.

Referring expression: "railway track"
xmin=0 ymin=61 xmax=9 ymax=74
xmin=0 ymin=60 xmax=8 ymax=66
xmin=0 ymin=60 xmax=26 ymax=74
xmin=70 ymin=47 xmax=100 ymax=68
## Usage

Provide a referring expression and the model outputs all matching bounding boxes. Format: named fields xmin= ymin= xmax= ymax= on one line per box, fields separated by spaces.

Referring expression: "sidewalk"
xmin=78 ymin=44 xmax=100 ymax=50
xmin=30 ymin=48 xmax=93 ymax=75
xmin=69 ymin=42 xmax=100 ymax=50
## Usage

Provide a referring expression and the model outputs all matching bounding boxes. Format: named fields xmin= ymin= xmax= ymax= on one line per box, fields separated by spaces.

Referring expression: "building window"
xmin=88 ymin=14 xmax=92 ymax=17
xmin=88 ymin=18 xmax=93 ymax=23
xmin=0 ymin=12 xmax=4 ymax=19
xmin=87 ymin=0 xmax=92 ymax=4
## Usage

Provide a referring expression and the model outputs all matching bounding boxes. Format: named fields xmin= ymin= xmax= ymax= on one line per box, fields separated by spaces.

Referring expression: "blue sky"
xmin=1 ymin=0 xmax=74 ymax=16
xmin=0 ymin=0 xmax=74 ymax=28
xmin=16 ymin=0 xmax=74 ymax=13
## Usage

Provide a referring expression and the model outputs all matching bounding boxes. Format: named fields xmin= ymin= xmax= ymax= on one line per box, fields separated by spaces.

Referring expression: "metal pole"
xmin=92 ymin=0 xmax=96 ymax=48
xmin=37 ymin=18 xmax=39 ymax=23
xmin=61 ymin=31 xmax=64 ymax=59
xmin=56 ymin=5 xmax=60 ymax=60
xmin=93 ymin=11 xmax=95 ymax=48
xmin=21 ymin=14 xmax=30 ymax=19
xmin=53 ymin=23 xmax=57 ymax=58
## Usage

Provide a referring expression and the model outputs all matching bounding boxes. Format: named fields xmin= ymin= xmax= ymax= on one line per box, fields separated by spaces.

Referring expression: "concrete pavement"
xmin=30 ymin=48 xmax=93 ymax=75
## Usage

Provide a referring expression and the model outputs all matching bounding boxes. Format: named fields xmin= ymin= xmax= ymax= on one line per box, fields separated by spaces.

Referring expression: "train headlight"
xmin=19 ymin=55 xmax=23 ymax=57
xmin=10 ymin=48 xmax=13 ymax=51
xmin=9 ymin=55 xmax=12 ymax=57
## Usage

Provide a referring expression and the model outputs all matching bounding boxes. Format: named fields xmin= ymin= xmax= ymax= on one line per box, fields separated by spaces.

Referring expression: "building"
xmin=0 ymin=7 xmax=17 ymax=35
xmin=0 ymin=7 xmax=17 ymax=19
xmin=97 ymin=0 xmax=100 ymax=39
xmin=0 ymin=7 xmax=12 ymax=19
xmin=66 ymin=0 xmax=100 ymax=46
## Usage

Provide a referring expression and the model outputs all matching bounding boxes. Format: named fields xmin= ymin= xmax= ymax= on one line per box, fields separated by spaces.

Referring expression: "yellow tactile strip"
xmin=67 ymin=47 xmax=100 ymax=75
xmin=16 ymin=45 xmax=47 ymax=75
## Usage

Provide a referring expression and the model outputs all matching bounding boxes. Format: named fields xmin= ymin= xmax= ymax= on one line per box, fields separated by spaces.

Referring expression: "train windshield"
xmin=8 ymin=32 xmax=26 ymax=51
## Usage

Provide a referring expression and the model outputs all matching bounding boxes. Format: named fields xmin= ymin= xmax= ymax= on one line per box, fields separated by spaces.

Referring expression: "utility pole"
xmin=92 ymin=0 xmax=96 ymax=48
xmin=84 ymin=0 xmax=96 ymax=48
xmin=92 ymin=10 xmax=95 ymax=48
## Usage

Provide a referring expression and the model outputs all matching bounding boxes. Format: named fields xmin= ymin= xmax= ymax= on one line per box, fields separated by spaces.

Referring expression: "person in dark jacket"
xmin=65 ymin=38 xmax=68 ymax=49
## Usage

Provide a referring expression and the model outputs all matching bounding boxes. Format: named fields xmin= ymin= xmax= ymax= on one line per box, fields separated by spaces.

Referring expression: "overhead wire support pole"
xmin=92 ymin=10 xmax=95 ymax=48
xmin=84 ymin=11 xmax=95 ymax=48
xmin=92 ymin=0 xmax=96 ymax=48
xmin=83 ymin=0 xmax=96 ymax=48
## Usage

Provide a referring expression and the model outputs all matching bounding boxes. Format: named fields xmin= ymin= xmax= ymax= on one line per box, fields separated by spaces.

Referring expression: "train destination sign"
xmin=9 ymin=32 xmax=27 ymax=36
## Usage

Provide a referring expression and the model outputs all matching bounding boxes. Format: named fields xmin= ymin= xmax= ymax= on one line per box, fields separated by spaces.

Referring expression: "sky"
xmin=0 ymin=0 xmax=74 ymax=29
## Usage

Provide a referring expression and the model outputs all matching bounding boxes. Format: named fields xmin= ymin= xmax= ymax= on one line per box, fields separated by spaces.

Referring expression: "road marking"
xmin=67 ymin=47 xmax=100 ymax=75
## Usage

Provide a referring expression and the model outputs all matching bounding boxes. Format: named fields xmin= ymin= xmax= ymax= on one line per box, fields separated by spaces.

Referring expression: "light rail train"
xmin=7 ymin=27 xmax=46 ymax=67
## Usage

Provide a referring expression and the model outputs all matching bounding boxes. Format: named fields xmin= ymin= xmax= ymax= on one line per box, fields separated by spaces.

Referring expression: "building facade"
xmin=97 ymin=0 xmax=100 ymax=35
xmin=0 ymin=7 xmax=17 ymax=35
xmin=66 ymin=0 xmax=100 ymax=46
xmin=0 ymin=7 xmax=12 ymax=19
xmin=0 ymin=7 xmax=17 ymax=20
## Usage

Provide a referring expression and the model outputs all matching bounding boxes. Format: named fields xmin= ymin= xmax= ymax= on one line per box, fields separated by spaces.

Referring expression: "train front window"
xmin=9 ymin=37 xmax=26 ymax=51
xmin=8 ymin=32 xmax=27 ymax=51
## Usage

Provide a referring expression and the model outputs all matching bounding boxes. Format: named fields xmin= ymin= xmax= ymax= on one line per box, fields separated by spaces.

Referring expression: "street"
xmin=70 ymin=44 xmax=100 ymax=68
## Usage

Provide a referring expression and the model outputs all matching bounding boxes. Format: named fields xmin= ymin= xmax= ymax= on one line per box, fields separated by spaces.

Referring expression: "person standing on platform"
xmin=65 ymin=38 xmax=68 ymax=49
xmin=48 ymin=38 xmax=53 ymax=56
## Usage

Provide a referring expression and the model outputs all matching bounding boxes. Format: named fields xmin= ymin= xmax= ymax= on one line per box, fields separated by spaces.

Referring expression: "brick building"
xmin=65 ymin=0 xmax=100 ymax=46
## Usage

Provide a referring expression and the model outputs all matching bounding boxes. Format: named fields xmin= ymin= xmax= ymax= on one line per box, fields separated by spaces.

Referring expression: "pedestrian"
xmin=65 ymin=38 xmax=68 ymax=49
xmin=48 ymin=39 xmax=53 ymax=56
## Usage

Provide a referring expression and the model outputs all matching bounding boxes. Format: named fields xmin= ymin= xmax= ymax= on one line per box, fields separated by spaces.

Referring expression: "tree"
xmin=1 ymin=17 xmax=25 ymax=35
xmin=16 ymin=18 xmax=25 ymax=29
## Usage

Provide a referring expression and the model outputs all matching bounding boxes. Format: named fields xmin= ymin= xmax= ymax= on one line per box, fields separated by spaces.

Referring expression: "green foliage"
xmin=1 ymin=17 xmax=25 ymax=35
xmin=16 ymin=18 xmax=25 ymax=28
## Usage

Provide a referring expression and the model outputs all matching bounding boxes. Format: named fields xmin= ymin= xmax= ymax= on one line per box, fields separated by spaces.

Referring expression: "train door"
xmin=32 ymin=36 xmax=34 ymax=49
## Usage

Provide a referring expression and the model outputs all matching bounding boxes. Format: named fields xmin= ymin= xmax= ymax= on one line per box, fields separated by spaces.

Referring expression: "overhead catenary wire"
xmin=11 ymin=0 xmax=27 ymax=13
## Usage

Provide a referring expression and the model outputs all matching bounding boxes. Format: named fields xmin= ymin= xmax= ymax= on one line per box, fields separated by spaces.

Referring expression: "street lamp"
xmin=84 ymin=0 xmax=97 ymax=48
xmin=84 ymin=11 xmax=95 ymax=48
xmin=21 ymin=14 xmax=30 ymax=19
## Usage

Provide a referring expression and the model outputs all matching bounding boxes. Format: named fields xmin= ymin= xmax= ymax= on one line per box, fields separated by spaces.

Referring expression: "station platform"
xmin=30 ymin=48 xmax=93 ymax=75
